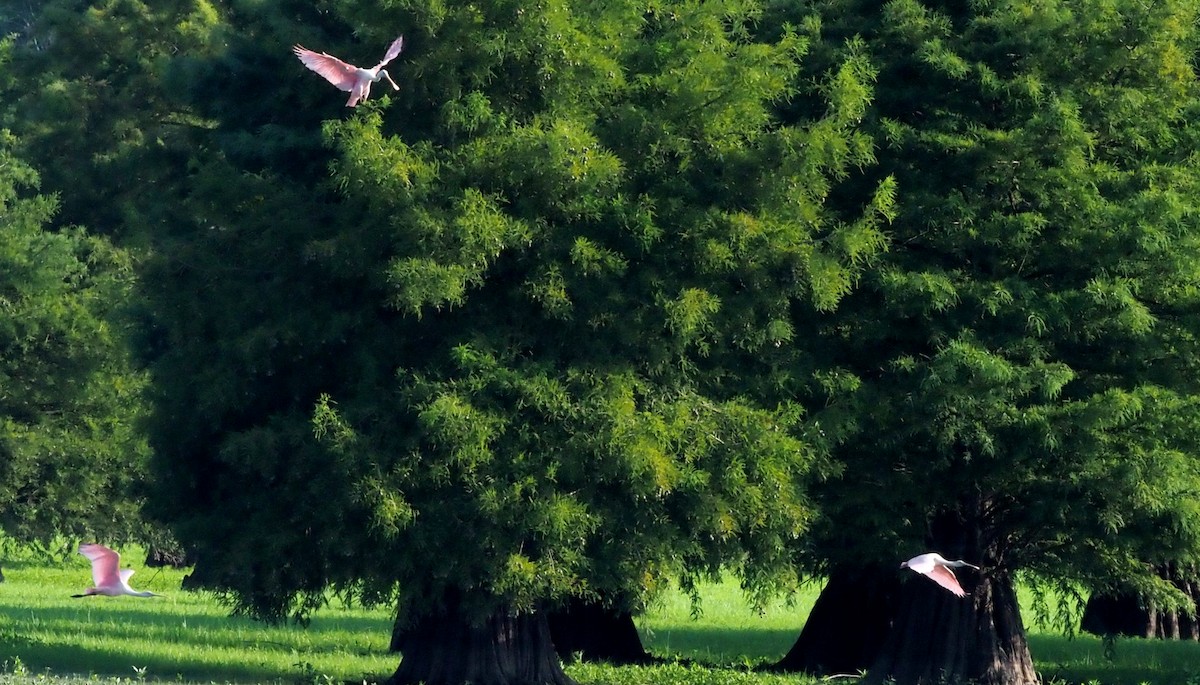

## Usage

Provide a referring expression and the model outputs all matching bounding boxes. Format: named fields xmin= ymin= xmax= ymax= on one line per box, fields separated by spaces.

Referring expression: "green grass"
xmin=635 ymin=579 xmax=815 ymax=665
xmin=0 ymin=559 xmax=393 ymax=683
xmin=4 ymin=553 xmax=1200 ymax=684
xmin=1031 ymin=633 xmax=1200 ymax=685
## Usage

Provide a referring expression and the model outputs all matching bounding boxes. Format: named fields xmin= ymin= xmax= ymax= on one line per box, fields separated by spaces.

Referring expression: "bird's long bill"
xmin=381 ymin=69 xmax=400 ymax=90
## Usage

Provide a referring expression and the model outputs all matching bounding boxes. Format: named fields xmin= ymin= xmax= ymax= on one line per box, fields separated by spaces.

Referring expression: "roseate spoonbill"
xmin=900 ymin=552 xmax=980 ymax=597
xmin=293 ymin=36 xmax=404 ymax=107
xmin=71 ymin=543 xmax=160 ymax=598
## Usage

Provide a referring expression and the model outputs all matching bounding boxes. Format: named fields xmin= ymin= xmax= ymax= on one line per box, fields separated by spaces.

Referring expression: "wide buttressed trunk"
xmin=547 ymin=596 xmax=651 ymax=664
xmin=772 ymin=563 xmax=900 ymax=675
xmin=864 ymin=568 xmax=1038 ymax=685
xmin=390 ymin=599 xmax=575 ymax=685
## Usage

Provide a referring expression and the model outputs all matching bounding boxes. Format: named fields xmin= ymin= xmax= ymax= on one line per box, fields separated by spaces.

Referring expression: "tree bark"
xmin=1080 ymin=593 xmax=1152 ymax=638
xmin=1080 ymin=563 xmax=1200 ymax=640
xmin=180 ymin=558 xmax=216 ymax=591
xmin=864 ymin=568 xmax=1037 ymax=685
xmin=0 ymin=564 xmax=4 ymax=583
xmin=772 ymin=563 xmax=900 ymax=675
xmin=546 ymin=596 xmax=651 ymax=664
xmin=144 ymin=545 xmax=193 ymax=568
xmin=390 ymin=603 xmax=404 ymax=652
xmin=390 ymin=598 xmax=575 ymax=685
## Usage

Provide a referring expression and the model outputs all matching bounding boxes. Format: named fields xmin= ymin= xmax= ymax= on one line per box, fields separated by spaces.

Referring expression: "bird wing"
xmin=904 ymin=553 xmax=936 ymax=574
xmin=293 ymin=46 xmax=360 ymax=92
xmin=119 ymin=569 xmax=136 ymax=588
xmin=374 ymin=36 xmax=404 ymax=69
xmin=925 ymin=564 xmax=967 ymax=597
xmin=79 ymin=543 xmax=120 ymax=587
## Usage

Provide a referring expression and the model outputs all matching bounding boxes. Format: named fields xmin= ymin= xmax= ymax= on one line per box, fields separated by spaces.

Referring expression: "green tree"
xmin=0 ymin=119 xmax=148 ymax=567
xmin=0 ymin=0 xmax=214 ymax=237
xmin=768 ymin=2 xmax=1200 ymax=684
xmin=137 ymin=1 xmax=890 ymax=683
xmin=0 ymin=0 xmax=225 ymax=571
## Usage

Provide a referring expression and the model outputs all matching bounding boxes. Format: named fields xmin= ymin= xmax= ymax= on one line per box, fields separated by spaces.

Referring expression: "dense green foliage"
xmin=0 ymin=80 xmax=147 ymax=546
xmin=6 ymin=0 xmax=1200 ymax=682
xmin=0 ymin=0 xmax=210 ymax=237
xmin=124 ymin=0 xmax=891 ymax=630
xmin=779 ymin=0 xmax=1200 ymax=607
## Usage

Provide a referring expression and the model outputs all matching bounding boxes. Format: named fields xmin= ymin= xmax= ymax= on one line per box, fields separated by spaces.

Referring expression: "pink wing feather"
xmin=374 ymin=36 xmax=404 ymax=69
xmin=79 ymin=543 xmax=121 ymax=588
xmin=925 ymin=564 xmax=968 ymax=597
xmin=293 ymin=46 xmax=360 ymax=92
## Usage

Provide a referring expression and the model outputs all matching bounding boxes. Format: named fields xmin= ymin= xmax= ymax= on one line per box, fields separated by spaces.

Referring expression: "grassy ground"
xmin=633 ymin=577 xmax=815 ymax=666
xmin=0 ymin=560 xmax=392 ymax=683
xmin=3 ymin=553 xmax=1200 ymax=684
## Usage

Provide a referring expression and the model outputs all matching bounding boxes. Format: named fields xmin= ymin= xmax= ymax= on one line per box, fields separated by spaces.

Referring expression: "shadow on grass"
xmin=1 ymin=631 xmax=394 ymax=684
xmin=2 ymin=635 xmax=286 ymax=683
xmin=639 ymin=625 xmax=798 ymax=665
xmin=643 ymin=627 xmax=1200 ymax=684
xmin=0 ymin=596 xmax=395 ymax=683
xmin=1 ymin=601 xmax=389 ymax=653
xmin=1030 ymin=633 xmax=1200 ymax=685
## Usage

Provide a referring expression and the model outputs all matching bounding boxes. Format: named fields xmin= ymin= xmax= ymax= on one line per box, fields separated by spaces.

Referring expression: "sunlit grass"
xmin=1030 ymin=633 xmax=1200 ymax=685
xmin=636 ymin=579 xmax=815 ymax=665
xmin=637 ymin=578 xmax=1200 ymax=685
xmin=571 ymin=662 xmax=822 ymax=685
xmin=5 ymin=553 xmax=1200 ymax=684
xmin=0 ymin=559 xmax=394 ymax=683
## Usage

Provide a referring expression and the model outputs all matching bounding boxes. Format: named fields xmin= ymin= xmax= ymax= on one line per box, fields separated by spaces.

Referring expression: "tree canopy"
xmin=766 ymin=1 xmax=1200 ymax=683
xmin=6 ymin=1 xmax=1200 ymax=685
xmin=0 ymin=113 xmax=147 ymax=548
xmin=117 ymin=0 xmax=891 ymax=682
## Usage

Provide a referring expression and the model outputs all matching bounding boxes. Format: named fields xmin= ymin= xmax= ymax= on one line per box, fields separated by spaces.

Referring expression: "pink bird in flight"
xmin=293 ymin=36 xmax=405 ymax=107
xmin=901 ymin=552 xmax=979 ymax=597
xmin=71 ymin=543 xmax=160 ymax=598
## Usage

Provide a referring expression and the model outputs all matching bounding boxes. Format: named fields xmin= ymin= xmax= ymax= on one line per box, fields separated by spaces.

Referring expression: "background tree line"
xmin=3 ymin=1 xmax=1200 ymax=685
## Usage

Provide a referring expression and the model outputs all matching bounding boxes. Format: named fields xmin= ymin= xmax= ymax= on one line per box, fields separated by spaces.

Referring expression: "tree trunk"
xmin=390 ymin=603 xmax=404 ymax=652
xmin=864 ymin=568 xmax=1037 ymax=685
xmin=1080 ymin=593 xmax=1153 ymax=638
xmin=1081 ymin=563 xmax=1200 ymax=640
xmin=772 ymin=563 xmax=900 ymax=675
xmin=144 ymin=545 xmax=193 ymax=568
xmin=390 ymin=599 xmax=575 ymax=685
xmin=180 ymin=559 xmax=215 ymax=591
xmin=546 ymin=596 xmax=651 ymax=664
xmin=0 ymin=564 xmax=4 ymax=583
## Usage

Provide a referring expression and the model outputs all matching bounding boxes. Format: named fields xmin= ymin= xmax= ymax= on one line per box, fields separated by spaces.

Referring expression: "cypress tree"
xmin=768 ymin=2 xmax=1200 ymax=683
xmin=132 ymin=1 xmax=889 ymax=682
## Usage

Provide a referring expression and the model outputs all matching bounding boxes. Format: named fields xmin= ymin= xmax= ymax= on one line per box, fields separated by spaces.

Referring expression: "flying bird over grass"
xmin=901 ymin=552 xmax=980 ymax=597
xmin=293 ymin=36 xmax=404 ymax=107
xmin=72 ymin=543 xmax=160 ymax=598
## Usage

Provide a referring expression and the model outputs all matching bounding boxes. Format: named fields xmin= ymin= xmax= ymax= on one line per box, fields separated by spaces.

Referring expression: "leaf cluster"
xmin=120 ymin=0 xmax=889 ymax=623
xmin=0 ymin=127 xmax=147 ymax=545
xmin=780 ymin=0 xmax=1200 ymax=596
